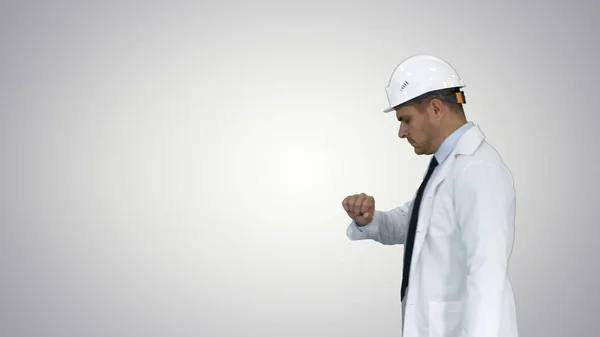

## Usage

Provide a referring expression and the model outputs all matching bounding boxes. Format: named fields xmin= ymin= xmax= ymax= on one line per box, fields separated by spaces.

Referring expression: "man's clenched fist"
xmin=342 ymin=193 xmax=375 ymax=227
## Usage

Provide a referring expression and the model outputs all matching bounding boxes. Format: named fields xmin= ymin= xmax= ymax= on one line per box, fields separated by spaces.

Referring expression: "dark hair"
xmin=406 ymin=87 xmax=465 ymax=113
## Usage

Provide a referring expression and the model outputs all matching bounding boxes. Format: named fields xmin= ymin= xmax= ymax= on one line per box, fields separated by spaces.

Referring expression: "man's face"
xmin=395 ymin=101 xmax=439 ymax=155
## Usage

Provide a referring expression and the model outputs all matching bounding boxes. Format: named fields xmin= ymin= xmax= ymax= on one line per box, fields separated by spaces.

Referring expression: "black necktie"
xmin=401 ymin=156 xmax=439 ymax=300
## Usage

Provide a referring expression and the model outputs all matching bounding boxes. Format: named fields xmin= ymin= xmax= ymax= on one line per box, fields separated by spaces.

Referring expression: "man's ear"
xmin=430 ymin=97 xmax=446 ymax=119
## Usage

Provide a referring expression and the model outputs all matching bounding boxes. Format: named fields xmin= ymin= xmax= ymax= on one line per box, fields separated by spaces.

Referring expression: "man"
xmin=342 ymin=54 xmax=518 ymax=337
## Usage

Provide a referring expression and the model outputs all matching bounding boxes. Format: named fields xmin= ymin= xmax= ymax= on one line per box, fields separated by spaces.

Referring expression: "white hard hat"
xmin=383 ymin=54 xmax=466 ymax=113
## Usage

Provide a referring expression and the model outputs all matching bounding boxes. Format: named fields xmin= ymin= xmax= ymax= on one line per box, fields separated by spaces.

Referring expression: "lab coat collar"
xmin=453 ymin=123 xmax=486 ymax=156
xmin=434 ymin=121 xmax=474 ymax=165
xmin=428 ymin=124 xmax=486 ymax=185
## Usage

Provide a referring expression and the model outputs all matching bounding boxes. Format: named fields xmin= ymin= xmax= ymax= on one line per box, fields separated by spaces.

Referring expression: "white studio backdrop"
xmin=1 ymin=1 xmax=599 ymax=336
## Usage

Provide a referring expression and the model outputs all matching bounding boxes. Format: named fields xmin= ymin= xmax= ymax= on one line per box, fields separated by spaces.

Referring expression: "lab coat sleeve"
xmin=345 ymin=199 xmax=414 ymax=245
xmin=454 ymin=162 xmax=516 ymax=337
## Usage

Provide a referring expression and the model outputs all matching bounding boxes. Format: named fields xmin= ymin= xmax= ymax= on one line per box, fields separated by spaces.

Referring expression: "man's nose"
xmin=398 ymin=123 xmax=408 ymax=138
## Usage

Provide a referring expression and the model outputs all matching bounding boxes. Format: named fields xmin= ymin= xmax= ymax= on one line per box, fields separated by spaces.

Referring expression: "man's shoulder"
xmin=452 ymin=140 xmax=513 ymax=178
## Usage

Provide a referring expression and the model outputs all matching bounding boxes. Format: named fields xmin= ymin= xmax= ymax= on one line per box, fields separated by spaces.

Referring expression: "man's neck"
xmin=432 ymin=119 xmax=468 ymax=152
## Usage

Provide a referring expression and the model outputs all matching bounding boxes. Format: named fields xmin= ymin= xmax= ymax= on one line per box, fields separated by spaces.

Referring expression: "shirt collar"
xmin=434 ymin=121 xmax=473 ymax=164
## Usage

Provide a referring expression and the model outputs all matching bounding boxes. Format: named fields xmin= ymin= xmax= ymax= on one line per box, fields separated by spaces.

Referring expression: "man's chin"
xmin=414 ymin=148 xmax=432 ymax=156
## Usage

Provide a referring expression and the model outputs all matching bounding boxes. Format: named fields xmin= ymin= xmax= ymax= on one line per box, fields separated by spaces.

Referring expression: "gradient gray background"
xmin=1 ymin=1 xmax=598 ymax=336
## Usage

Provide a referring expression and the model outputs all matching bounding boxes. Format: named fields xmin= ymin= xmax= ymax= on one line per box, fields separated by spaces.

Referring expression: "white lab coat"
xmin=347 ymin=125 xmax=518 ymax=337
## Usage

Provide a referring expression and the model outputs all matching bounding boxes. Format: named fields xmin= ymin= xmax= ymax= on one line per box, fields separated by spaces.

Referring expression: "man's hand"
xmin=342 ymin=193 xmax=375 ymax=227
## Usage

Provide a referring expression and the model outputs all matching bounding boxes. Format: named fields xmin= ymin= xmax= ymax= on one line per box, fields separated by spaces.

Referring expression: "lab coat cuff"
xmin=353 ymin=220 xmax=371 ymax=232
